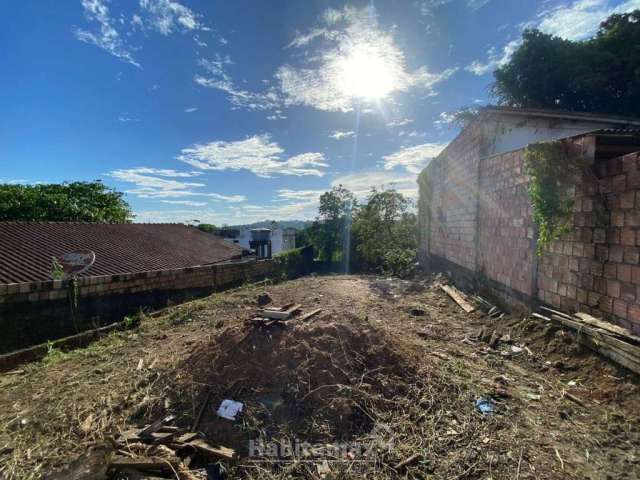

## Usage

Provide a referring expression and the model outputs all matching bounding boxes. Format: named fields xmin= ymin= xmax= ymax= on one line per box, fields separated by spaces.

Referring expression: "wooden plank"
xmin=109 ymin=457 xmax=172 ymax=472
xmin=175 ymin=432 xmax=199 ymax=444
xmin=257 ymin=304 xmax=302 ymax=320
xmin=139 ymin=415 xmax=175 ymax=438
xmin=187 ymin=439 xmax=236 ymax=460
xmin=540 ymin=306 xmax=573 ymax=320
xmin=299 ymin=309 xmax=322 ymax=322
xmin=440 ymin=285 xmax=475 ymax=313
xmin=191 ymin=390 xmax=212 ymax=432
xmin=549 ymin=314 xmax=640 ymax=374
xmin=531 ymin=313 xmax=551 ymax=322
xmin=573 ymin=312 xmax=640 ymax=344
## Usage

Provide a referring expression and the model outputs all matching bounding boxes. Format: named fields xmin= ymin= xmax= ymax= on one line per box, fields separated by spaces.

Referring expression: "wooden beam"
xmin=257 ymin=304 xmax=301 ymax=320
xmin=440 ymin=285 xmax=475 ymax=313
xmin=299 ymin=309 xmax=322 ymax=322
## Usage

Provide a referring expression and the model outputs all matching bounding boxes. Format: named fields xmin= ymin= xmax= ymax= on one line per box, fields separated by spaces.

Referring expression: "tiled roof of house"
xmin=0 ymin=222 xmax=245 ymax=284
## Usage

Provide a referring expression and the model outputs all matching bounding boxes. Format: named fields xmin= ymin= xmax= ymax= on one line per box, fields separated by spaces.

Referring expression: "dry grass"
xmin=0 ymin=275 xmax=639 ymax=479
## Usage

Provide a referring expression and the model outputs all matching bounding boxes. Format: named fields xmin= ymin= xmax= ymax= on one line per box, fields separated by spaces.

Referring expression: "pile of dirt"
xmin=179 ymin=314 xmax=415 ymax=455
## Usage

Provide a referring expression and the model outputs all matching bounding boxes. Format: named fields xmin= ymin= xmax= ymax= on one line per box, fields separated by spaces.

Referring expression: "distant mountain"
xmin=227 ymin=220 xmax=312 ymax=230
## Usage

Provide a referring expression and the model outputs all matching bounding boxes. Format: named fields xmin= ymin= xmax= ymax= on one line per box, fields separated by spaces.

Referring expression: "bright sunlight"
xmin=334 ymin=42 xmax=400 ymax=100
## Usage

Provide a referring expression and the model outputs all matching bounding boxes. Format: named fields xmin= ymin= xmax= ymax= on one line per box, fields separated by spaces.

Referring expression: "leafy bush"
xmin=274 ymin=246 xmax=315 ymax=279
xmin=382 ymin=248 xmax=416 ymax=278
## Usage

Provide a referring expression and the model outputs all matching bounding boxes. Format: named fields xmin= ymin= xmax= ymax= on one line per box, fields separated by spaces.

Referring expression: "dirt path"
xmin=0 ymin=275 xmax=638 ymax=479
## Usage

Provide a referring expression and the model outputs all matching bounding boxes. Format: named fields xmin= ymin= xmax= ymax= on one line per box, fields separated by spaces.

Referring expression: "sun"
xmin=334 ymin=43 xmax=399 ymax=101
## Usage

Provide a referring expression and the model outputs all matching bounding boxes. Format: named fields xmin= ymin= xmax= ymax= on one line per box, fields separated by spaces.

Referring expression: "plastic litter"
xmin=475 ymin=397 xmax=495 ymax=415
xmin=217 ymin=399 xmax=244 ymax=420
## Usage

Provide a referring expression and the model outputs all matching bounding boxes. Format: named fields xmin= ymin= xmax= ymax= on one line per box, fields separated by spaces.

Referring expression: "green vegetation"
xmin=493 ymin=10 xmax=640 ymax=117
xmin=298 ymin=186 xmax=417 ymax=276
xmin=351 ymin=189 xmax=417 ymax=276
xmin=524 ymin=141 xmax=576 ymax=255
xmin=0 ymin=181 xmax=132 ymax=222
xmin=274 ymin=245 xmax=315 ymax=279
xmin=196 ymin=223 xmax=216 ymax=233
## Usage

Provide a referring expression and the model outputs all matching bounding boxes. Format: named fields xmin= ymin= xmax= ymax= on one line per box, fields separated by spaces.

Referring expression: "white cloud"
xmin=415 ymin=0 xmax=491 ymax=16
xmin=266 ymin=111 xmax=287 ymax=120
xmin=387 ymin=118 xmax=413 ymax=127
xmin=276 ymin=189 xmax=324 ymax=203
xmin=434 ymin=111 xmax=456 ymax=128
xmin=118 ymin=112 xmax=140 ymax=122
xmin=329 ymin=130 xmax=355 ymax=140
xmin=398 ymin=130 xmax=427 ymax=138
xmin=382 ymin=143 xmax=446 ymax=173
xmin=185 ymin=107 xmax=198 ymax=113
xmin=538 ymin=0 xmax=640 ymax=40
xmin=467 ymin=0 xmax=640 ymax=76
xmin=177 ymin=134 xmax=328 ymax=178
xmin=139 ymin=0 xmax=199 ymax=35
xmin=194 ymin=56 xmax=282 ymax=111
xmin=332 ymin=170 xmax=419 ymax=200
xmin=75 ymin=0 xmax=140 ymax=67
xmin=109 ymin=167 xmax=245 ymax=202
xmin=277 ymin=6 xmax=458 ymax=112
xmin=465 ymin=39 xmax=520 ymax=76
xmin=160 ymin=199 xmax=206 ymax=207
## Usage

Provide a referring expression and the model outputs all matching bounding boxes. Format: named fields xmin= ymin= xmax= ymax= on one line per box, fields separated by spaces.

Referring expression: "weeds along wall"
xmin=0 ymin=259 xmax=276 ymax=353
xmin=420 ymin=130 xmax=640 ymax=333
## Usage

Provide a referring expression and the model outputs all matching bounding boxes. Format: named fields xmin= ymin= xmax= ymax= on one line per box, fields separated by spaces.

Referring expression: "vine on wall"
xmin=524 ymin=141 xmax=583 ymax=256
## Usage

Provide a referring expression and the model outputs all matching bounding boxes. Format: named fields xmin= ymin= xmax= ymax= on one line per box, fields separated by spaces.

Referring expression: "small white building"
xmin=218 ymin=226 xmax=296 ymax=259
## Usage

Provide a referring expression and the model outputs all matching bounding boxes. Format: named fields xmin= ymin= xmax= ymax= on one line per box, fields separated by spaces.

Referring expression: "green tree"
xmin=351 ymin=188 xmax=417 ymax=276
xmin=197 ymin=223 xmax=216 ymax=233
xmin=492 ymin=10 xmax=640 ymax=117
xmin=0 ymin=181 xmax=133 ymax=222
xmin=313 ymin=185 xmax=355 ymax=262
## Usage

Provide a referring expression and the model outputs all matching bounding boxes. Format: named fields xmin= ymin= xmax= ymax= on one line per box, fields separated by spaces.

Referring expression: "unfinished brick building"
xmin=419 ymin=107 xmax=640 ymax=333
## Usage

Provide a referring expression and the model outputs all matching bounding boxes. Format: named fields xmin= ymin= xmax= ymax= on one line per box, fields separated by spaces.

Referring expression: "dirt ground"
xmin=0 ymin=274 xmax=639 ymax=479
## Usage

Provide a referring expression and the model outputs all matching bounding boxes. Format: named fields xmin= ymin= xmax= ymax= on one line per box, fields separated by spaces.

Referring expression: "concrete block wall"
xmin=0 ymin=259 xmax=276 ymax=353
xmin=426 ymin=122 xmax=482 ymax=272
xmin=478 ymin=149 xmax=536 ymax=297
xmin=537 ymin=152 xmax=640 ymax=332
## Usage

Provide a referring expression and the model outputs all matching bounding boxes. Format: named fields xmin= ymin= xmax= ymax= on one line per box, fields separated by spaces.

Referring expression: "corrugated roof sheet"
xmin=0 ymin=222 xmax=245 ymax=284
xmin=593 ymin=127 xmax=640 ymax=135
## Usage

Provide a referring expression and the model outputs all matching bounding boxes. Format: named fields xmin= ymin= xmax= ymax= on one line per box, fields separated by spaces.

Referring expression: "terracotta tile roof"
xmin=0 ymin=222 xmax=245 ymax=284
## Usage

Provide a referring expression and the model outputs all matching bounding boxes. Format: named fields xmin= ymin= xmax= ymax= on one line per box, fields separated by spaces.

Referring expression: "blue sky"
xmin=2 ymin=0 xmax=638 ymax=224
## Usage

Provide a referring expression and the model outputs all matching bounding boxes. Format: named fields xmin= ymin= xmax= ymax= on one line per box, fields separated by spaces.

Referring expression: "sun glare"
xmin=335 ymin=43 xmax=399 ymax=101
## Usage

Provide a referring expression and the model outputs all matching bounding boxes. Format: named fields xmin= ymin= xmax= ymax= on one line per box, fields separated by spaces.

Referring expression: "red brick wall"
xmin=478 ymin=149 xmax=536 ymax=296
xmin=537 ymin=152 xmax=640 ymax=332
xmin=421 ymin=136 xmax=640 ymax=333
xmin=426 ymin=122 xmax=482 ymax=271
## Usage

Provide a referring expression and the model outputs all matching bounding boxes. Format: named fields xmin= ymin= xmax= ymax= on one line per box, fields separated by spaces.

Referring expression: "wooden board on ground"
xmin=574 ymin=312 xmax=640 ymax=344
xmin=440 ymin=285 xmax=475 ymax=313
xmin=139 ymin=415 xmax=175 ymax=438
xmin=187 ymin=439 xmax=236 ymax=460
xmin=300 ymin=309 xmax=322 ymax=322
xmin=257 ymin=304 xmax=302 ymax=320
xmin=547 ymin=313 xmax=640 ymax=375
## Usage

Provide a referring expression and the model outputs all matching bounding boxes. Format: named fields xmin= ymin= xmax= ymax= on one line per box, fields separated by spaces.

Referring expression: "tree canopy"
xmin=311 ymin=185 xmax=356 ymax=262
xmin=297 ymin=186 xmax=417 ymax=276
xmin=0 ymin=181 xmax=133 ymax=222
xmin=492 ymin=10 xmax=640 ymax=117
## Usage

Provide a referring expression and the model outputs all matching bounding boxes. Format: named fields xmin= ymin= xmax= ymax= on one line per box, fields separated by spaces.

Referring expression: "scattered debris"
xmin=440 ymin=284 xmax=475 ymax=313
xmin=475 ymin=397 xmax=495 ymax=415
xmin=216 ymin=399 xmax=243 ymax=420
xmin=256 ymin=303 xmax=301 ymax=320
xmin=299 ymin=308 xmax=322 ymax=322
xmin=256 ymin=292 xmax=272 ymax=306
xmin=534 ymin=307 xmax=640 ymax=375
xmin=394 ymin=453 xmax=422 ymax=470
